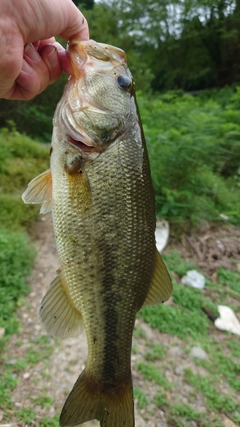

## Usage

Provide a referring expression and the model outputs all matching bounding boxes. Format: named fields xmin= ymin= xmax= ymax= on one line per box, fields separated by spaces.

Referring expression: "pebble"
xmin=140 ymin=323 xmax=155 ymax=340
xmin=23 ymin=372 xmax=31 ymax=379
xmin=190 ymin=346 xmax=207 ymax=360
xmin=181 ymin=270 xmax=205 ymax=289
xmin=14 ymin=402 xmax=22 ymax=407
xmin=174 ymin=366 xmax=183 ymax=375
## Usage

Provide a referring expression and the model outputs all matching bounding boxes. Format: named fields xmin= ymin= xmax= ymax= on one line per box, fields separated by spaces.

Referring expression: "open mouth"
xmin=66 ymin=135 xmax=97 ymax=152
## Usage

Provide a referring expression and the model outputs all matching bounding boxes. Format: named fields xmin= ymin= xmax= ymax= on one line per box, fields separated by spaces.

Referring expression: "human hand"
xmin=0 ymin=0 xmax=89 ymax=100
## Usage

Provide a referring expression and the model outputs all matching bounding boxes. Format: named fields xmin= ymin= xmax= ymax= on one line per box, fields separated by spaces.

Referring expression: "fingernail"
xmin=45 ymin=46 xmax=59 ymax=67
xmin=21 ymin=58 xmax=32 ymax=73
xmin=24 ymin=43 xmax=40 ymax=62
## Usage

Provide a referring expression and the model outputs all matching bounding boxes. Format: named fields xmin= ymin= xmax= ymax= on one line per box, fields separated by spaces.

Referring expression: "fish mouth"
xmin=66 ymin=135 xmax=99 ymax=153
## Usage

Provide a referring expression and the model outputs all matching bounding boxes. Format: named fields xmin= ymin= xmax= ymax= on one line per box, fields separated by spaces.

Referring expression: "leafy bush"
xmin=0 ymin=228 xmax=35 ymax=336
xmin=138 ymin=89 xmax=240 ymax=226
xmin=0 ymin=127 xmax=49 ymax=230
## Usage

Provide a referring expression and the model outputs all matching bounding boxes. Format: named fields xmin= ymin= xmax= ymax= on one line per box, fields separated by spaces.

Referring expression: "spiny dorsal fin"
xmin=39 ymin=271 xmax=84 ymax=338
xmin=22 ymin=169 xmax=52 ymax=213
xmin=144 ymin=249 xmax=172 ymax=306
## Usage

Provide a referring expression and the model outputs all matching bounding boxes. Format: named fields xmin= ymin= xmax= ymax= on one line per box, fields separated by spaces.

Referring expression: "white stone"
xmin=181 ymin=270 xmax=205 ymax=289
xmin=190 ymin=346 xmax=207 ymax=360
xmin=23 ymin=372 xmax=31 ymax=379
xmin=215 ymin=305 xmax=240 ymax=336
xmin=155 ymin=220 xmax=169 ymax=253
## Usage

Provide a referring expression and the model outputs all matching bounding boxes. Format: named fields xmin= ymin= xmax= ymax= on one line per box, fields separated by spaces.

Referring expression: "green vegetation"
xmin=0 ymin=229 xmax=35 ymax=337
xmin=138 ymin=90 xmax=240 ymax=226
xmin=184 ymin=369 xmax=240 ymax=423
xmin=136 ymin=361 xmax=172 ymax=389
xmin=144 ymin=343 xmax=166 ymax=361
xmin=133 ymin=387 xmax=149 ymax=408
xmin=0 ymin=125 xmax=49 ymax=230
xmin=0 ymin=128 xmax=50 ymax=422
xmin=135 ymin=249 xmax=240 ymax=427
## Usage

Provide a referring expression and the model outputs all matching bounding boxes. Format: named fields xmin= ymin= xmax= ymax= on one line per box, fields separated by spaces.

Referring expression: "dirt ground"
xmin=2 ymin=214 xmax=239 ymax=427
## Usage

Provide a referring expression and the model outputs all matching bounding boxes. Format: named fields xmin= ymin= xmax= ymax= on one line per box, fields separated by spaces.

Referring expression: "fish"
xmin=22 ymin=39 xmax=172 ymax=427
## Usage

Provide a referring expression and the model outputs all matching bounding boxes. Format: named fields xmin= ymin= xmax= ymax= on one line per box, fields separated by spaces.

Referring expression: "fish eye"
xmin=117 ymin=75 xmax=132 ymax=91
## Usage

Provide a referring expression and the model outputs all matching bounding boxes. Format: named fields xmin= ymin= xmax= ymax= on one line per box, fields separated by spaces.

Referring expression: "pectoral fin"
xmin=39 ymin=271 xmax=84 ymax=338
xmin=22 ymin=169 xmax=52 ymax=213
xmin=144 ymin=249 xmax=172 ymax=306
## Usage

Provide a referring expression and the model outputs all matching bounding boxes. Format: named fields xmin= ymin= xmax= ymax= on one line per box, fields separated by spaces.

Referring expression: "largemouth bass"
xmin=22 ymin=40 xmax=172 ymax=427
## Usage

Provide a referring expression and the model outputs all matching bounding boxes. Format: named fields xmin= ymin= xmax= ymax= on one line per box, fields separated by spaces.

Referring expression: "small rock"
xmin=215 ymin=305 xmax=240 ymax=336
xmin=23 ymin=372 xmax=31 ymax=379
xmin=0 ymin=327 xmax=5 ymax=339
xmin=181 ymin=270 xmax=205 ymax=289
xmin=190 ymin=346 xmax=207 ymax=360
xmin=216 ymin=239 xmax=225 ymax=252
xmin=140 ymin=322 xmax=155 ymax=340
xmin=8 ymin=359 xmax=17 ymax=365
xmin=174 ymin=366 xmax=183 ymax=375
xmin=14 ymin=402 xmax=22 ymax=407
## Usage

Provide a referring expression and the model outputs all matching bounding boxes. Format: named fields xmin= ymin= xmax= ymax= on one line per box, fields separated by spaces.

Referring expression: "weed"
xmin=184 ymin=369 xmax=239 ymax=413
xmin=144 ymin=343 xmax=166 ymax=361
xmin=0 ymin=371 xmax=18 ymax=409
xmin=218 ymin=268 xmax=240 ymax=293
xmin=170 ymin=403 xmax=203 ymax=421
xmin=0 ymin=228 xmax=35 ymax=338
xmin=133 ymin=387 xmax=149 ymax=408
xmin=162 ymin=251 xmax=196 ymax=276
xmin=38 ymin=414 xmax=60 ymax=427
xmin=154 ymin=390 xmax=168 ymax=407
xmin=15 ymin=407 xmax=36 ymax=424
xmin=33 ymin=395 xmax=54 ymax=409
xmin=139 ymin=303 xmax=209 ymax=339
xmin=136 ymin=361 xmax=172 ymax=389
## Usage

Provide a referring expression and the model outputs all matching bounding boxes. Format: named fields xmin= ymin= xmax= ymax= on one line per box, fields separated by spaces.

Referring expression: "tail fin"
xmin=60 ymin=369 xmax=134 ymax=427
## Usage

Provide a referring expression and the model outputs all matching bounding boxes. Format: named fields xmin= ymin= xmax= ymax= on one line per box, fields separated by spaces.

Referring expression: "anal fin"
xmin=39 ymin=271 xmax=84 ymax=338
xmin=144 ymin=249 xmax=172 ymax=306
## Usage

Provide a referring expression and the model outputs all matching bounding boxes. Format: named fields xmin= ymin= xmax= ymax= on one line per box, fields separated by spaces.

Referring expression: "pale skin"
xmin=0 ymin=0 xmax=89 ymax=100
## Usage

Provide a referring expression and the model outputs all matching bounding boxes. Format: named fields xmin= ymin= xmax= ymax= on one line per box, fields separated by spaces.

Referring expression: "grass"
xmin=0 ymin=228 xmax=35 ymax=338
xmin=133 ymin=387 xmax=149 ymax=408
xmin=184 ymin=369 xmax=240 ymax=423
xmin=0 ymin=128 xmax=51 ymax=422
xmin=135 ymin=249 xmax=240 ymax=426
xmin=136 ymin=361 xmax=172 ymax=389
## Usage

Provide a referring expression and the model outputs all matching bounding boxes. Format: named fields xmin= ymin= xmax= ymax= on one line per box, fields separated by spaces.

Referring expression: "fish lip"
xmin=66 ymin=135 xmax=101 ymax=153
